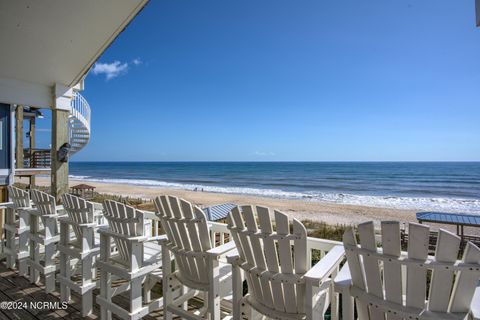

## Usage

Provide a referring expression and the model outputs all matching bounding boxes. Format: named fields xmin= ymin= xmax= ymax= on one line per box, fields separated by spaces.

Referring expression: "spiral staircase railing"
xmin=69 ymin=91 xmax=91 ymax=156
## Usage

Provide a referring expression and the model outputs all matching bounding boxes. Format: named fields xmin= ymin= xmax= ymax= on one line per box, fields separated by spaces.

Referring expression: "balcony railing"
xmin=23 ymin=148 xmax=51 ymax=168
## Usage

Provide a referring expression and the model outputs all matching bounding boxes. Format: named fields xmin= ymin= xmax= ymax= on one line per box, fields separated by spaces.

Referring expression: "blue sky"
xmin=36 ymin=0 xmax=480 ymax=161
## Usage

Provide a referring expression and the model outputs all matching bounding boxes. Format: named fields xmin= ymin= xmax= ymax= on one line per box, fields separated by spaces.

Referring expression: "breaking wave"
xmin=69 ymin=175 xmax=480 ymax=214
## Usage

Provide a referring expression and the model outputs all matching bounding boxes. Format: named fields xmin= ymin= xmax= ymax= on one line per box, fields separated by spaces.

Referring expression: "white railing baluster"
xmin=69 ymin=91 xmax=91 ymax=156
xmin=220 ymin=232 xmax=225 ymax=245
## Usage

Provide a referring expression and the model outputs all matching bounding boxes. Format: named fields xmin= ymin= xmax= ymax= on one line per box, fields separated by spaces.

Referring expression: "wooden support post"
xmin=29 ymin=115 xmax=36 ymax=187
xmin=51 ymin=84 xmax=73 ymax=203
xmin=15 ymin=105 xmax=24 ymax=169
xmin=51 ymin=108 xmax=69 ymax=202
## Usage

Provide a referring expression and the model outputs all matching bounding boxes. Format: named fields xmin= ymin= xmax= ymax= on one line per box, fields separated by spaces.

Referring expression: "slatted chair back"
xmin=31 ymin=189 xmax=57 ymax=215
xmin=227 ymin=205 xmax=309 ymax=316
xmin=62 ymin=193 xmax=95 ymax=243
xmin=7 ymin=186 xmax=31 ymax=209
xmin=344 ymin=221 xmax=480 ymax=319
xmin=154 ymin=195 xmax=212 ymax=287
xmin=103 ymin=199 xmax=145 ymax=265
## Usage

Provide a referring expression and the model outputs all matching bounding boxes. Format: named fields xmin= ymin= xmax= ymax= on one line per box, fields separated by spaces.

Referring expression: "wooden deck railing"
xmin=23 ymin=148 xmax=51 ymax=168
xmin=401 ymin=227 xmax=480 ymax=255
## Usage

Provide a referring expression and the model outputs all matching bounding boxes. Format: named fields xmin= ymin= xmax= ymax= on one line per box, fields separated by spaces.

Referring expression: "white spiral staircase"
xmin=69 ymin=91 xmax=91 ymax=156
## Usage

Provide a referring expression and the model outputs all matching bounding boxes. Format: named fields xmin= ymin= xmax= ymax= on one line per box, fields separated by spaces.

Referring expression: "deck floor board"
xmin=0 ymin=263 xmax=207 ymax=319
xmin=0 ymin=264 xmax=105 ymax=319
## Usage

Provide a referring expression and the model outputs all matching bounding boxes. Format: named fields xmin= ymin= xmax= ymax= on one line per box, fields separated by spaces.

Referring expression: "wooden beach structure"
xmin=71 ymin=184 xmax=97 ymax=200
xmin=417 ymin=212 xmax=480 ymax=240
xmin=203 ymin=203 xmax=237 ymax=222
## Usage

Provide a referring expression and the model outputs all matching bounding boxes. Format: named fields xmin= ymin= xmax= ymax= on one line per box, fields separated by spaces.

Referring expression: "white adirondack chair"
xmin=4 ymin=186 xmax=32 ymax=275
xmin=58 ymin=193 xmax=104 ymax=316
xmin=334 ymin=221 xmax=480 ymax=320
xmin=97 ymin=199 xmax=164 ymax=320
xmin=28 ymin=189 xmax=63 ymax=293
xmin=154 ymin=195 xmax=236 ymax=320
xmin=226 ymin=205 xmax=345 ymax=320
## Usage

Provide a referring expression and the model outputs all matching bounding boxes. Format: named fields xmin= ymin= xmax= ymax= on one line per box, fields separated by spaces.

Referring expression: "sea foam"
xmin=69 ymin=175 xmax=480 ymax=214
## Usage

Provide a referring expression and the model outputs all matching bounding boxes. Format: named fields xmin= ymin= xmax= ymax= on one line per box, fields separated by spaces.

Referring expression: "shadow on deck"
xmin=0 ymin=264 xmax=164 ymax=320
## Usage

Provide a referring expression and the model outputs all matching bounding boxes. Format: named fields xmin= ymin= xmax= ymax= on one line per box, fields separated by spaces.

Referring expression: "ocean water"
xmin=69 ymin=162 xmax=480 ymax=214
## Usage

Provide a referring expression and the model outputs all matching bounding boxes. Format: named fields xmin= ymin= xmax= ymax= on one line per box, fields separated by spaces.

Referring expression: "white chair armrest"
xmin=58 ymin=216 xmax=95 ymax=227
xmin=304 ymin=245 xmax=345 ymax=286
xmin=97 ymin=227 xmax=148 ymax=242
xmin=0 ymin=202 xmax=14 ymax=209
xmin=43 ymin=213 xmax=60 ymax=219
xmin=93 ymin=202 xmax=103 ymax=210
xmin=140 ymin=209 xmax=158 ymax=221
xmin=28 ymin=209 xmax=43 ymax=216
xmin=93 ymin=224 xmax=109 ymax=232
xmin=158 ymin=236 xmax=170 ymax=245
xmin=206 ymin=241 xmax=236 ymax=257
xmin=57 ymin=216 xmax=70 ymax=223
xmin=333 ymin=263 xmax=352 ymax=293
xmin=226 ymin=250 xmax=240 ymax=264
xmin=147 ymin=234 xmax=167 ymax=243
xmin=56 ymin=210 xmax=68 ymax=217
xmin=78 ymin=222 xmax=97 ymax=228
xmin=471 ymin=282 xmax=480 ymax=320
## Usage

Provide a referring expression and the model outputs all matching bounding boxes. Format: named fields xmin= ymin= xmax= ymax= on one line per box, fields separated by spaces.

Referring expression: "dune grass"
xmin=302 ymin=219 xmax=348 ymax=242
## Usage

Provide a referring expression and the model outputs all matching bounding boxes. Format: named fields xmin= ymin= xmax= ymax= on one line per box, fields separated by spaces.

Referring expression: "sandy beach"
xmin=27 ymin=176 xmax=420 ymax=226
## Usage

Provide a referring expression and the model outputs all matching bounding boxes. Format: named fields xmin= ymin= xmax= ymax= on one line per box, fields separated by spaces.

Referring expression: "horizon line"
xmin=70 ymin=160 xmax=480 ymax=163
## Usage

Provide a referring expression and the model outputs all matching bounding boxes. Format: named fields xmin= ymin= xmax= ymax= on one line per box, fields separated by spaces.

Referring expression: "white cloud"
xmin=254 ymin=151 xmax=276 ymax=157
xmin=92 ymin=61 xmax=129 ymax=80
xmin=132 ymin=58 xmax=142 ymax=65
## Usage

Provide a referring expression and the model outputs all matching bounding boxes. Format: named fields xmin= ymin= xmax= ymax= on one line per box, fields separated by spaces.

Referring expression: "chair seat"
xmin=219 ymin=261 xmax=233 ymax=298
xmin=245 ymin=295 xmax=306 ymax=320
xmin=349 ymin=285 xmax=469 ymax=320
xmin=144 ymin=241 xmax=162 ymax=265
xmin=175 ymin=261 xmax=232 ymax=296
xmin=106 ymin=241 xmax=163 ymax=268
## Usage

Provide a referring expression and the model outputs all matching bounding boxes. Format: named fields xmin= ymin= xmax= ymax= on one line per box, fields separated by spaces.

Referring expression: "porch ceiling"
xmin=0 ymin=0 xmax=148 ymax=107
